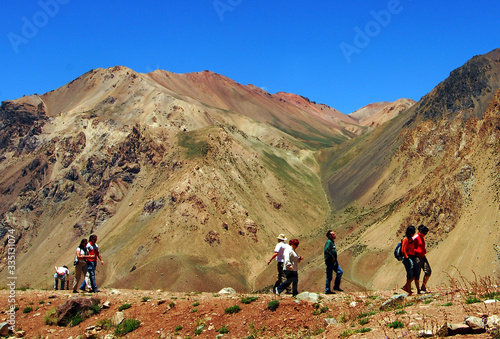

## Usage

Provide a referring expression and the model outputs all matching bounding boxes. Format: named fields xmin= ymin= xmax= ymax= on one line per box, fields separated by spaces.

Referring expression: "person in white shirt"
xmin=54 ymin=265 xmax=69 ymax=290
xmin=275 ymin=239 xmax=303 ymax=296
xmin=72 ymin=238 xmax=91 ymax=293
xmin=267 ymin=233 xmax=291 ymax=293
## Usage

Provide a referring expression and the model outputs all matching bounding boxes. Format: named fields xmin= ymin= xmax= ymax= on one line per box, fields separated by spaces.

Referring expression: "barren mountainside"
xmin=0 ymin=48 xmax=499 ymax=294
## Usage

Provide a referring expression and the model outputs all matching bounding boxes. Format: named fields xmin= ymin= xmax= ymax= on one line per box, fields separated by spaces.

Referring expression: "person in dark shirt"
xmin=324 ymin=230 xmax=343 ymax=294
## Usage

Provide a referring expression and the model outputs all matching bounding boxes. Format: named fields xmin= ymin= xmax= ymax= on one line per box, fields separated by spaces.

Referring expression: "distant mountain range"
xmin=0 ymin=48 xmax=499 ymax=292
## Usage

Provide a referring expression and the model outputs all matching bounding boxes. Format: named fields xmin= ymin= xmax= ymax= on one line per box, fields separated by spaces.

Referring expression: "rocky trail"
xmin=1 ymin=280 xmax=500 ymax=338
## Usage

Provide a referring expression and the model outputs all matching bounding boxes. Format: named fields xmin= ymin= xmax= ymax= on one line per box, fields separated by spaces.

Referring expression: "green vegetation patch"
xmin=178 ymin=132 xmax=211 ymax=158
xmin=115 ymin=318 xmax=141 ymax=336
xmin=44 ymin=308 xmax=58 ymax=325
xmin=225 ymin=305 xmax=241 ymax=314
xmin=465 ymin=296 xmax=482 ymax=304
xmin=118 ymin=303 xmax=132 ymax=311
xmin=387 ymin=320 xmax=404 ymax=329
xmin=267 ymin=300 xmax=280 ymax=312
xmin=241 ymin=296 xmax=259 ymax=304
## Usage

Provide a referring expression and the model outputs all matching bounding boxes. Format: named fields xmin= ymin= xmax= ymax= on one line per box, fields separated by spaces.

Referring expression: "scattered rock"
xmin=218 ymin=287 xmax=236 ymax=295
xmin=204 ymin=230 xmax=220 ymax=246
xmin=56 ymin=297 xmax=100 ymax=326
xmin=110 ymin=311 xmax=125 ymax=326
xmin=295 ymin=292 xmax=319 ymax=303
xmin=0 ymin=322 xmax=10 ymax=337
xmin=324 ymin=317 xmax=337 ymax=326
xmin=449 ymin=323 xmax=471 ymax=335
xmin=487 ymin=314 xmax=500 ymax=328
xmin=484 ymin=299 xmax=499 ymax=304
xmin=418 ymin=329 xmax=433 ymax=337
xmin=380 ymin=293 xmax=406 ymax=310
xmin=102 ymin=301 xmax=111 ymax=309
xmin=436 ymin=323 xmax=449 ymax=336
xmin=14 ymin=330 xmax=26 ymax=337
xmin=465 ymin=316 xmax=487 ymax=334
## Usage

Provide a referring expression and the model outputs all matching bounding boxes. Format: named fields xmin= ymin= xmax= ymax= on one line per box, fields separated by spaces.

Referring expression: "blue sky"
xmin=1 ymin=1 xmax=499 ymax=113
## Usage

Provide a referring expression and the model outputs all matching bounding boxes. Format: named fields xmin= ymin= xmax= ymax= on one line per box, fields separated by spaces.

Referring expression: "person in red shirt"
xmin=413 ymin=225 xmax=432 ymax=293
xmin=401 ymin=225 xmax=418 ymax=295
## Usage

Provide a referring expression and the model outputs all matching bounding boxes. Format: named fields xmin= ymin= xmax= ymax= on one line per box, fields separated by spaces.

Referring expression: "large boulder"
xmin=295 ymin=292 xmax=319 ymax=303
xmin=56 ymin=297 xmax=99 ymax=326
xmin=380 ymin=294 xmax=407 ymax=310
xmin=218 ymin=287 xmax=236 ymax=295
xmin=0 ymin=322 xmax=11 ymax=337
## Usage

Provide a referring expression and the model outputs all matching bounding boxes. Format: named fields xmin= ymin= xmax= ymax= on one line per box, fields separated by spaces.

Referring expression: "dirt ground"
xmin=1 ymin=286 xmax=498 ymax=338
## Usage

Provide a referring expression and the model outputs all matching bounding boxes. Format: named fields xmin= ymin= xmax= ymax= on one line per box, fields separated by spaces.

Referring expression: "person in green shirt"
xmin=324 ymin=230 xmax=343 ymax=293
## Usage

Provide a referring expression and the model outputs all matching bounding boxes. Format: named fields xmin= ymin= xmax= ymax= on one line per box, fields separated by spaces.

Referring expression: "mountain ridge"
xmin=0 ymin=48 xmax=499 ymax=293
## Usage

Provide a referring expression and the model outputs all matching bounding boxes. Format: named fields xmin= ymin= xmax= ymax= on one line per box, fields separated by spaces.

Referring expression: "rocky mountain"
xmin=323 ymin=48 xmax=500 ymax=290
xmin=0 ymin=48 xmax=499 ymax=293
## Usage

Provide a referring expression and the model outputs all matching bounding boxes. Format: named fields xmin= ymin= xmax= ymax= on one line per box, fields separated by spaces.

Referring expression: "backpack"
xmin=394 ymin=241 xmax=403 ymax=261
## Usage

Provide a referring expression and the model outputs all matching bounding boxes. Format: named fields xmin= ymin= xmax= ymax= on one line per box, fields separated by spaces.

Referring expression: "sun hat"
xmin=277 ymin=233 xmax=287 ymax=241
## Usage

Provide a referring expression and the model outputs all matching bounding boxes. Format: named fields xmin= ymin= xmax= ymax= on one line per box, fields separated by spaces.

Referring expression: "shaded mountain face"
xmin=0 ymin=48 xmax=499 ymax=293
xmin=410 ymin=48 xmax=500 ymax=124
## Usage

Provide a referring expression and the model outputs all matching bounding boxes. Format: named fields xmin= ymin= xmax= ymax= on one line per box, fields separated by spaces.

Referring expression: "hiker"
xmin=275 ymin=238 xmax=303 ymax=296
xmin=79 ymin=234 xmax=104 ymax=293
xmin=324 ymin=230 xmax=343 ymax=293
xmin=72 ymin=238 xmax=91 ymax=293
xmin=401 ymin=225 xmax=418 ymax=295
xmin=413 ymin=225 xmax=432 ymax=293
xmin=54 ymin=265 xmax=69 ymax=290
xmin=267 ymin=233 xmax=291 ymax=293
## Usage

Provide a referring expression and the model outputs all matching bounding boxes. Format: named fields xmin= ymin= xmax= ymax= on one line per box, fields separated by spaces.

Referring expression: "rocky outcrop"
xmin=56 ymin=297 xmax=100 ymax=326
xmin=0 ymin=98 xmax=47 ymax=155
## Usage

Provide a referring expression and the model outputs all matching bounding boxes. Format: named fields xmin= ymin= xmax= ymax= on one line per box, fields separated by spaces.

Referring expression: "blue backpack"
xmin=394 ymin=241 xmax=403 ymax=261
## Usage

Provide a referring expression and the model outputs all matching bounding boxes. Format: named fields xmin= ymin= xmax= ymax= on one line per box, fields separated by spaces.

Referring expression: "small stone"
xmin=465 ymin=316 xmax=486 ymax=330
xmin=449 ymin=323 xmax=470 ymax=335
xmin=417 ymin=329 xmax=433 ymax=337
xmin=484 ymin=299 xmax=499 ymax=304
xmin=324 ymin=317 xmax=337 ymax=326
xmin=487 ymin=315 xmax=500 ymax=327
xmin=436 ymin=323 xmax=449 ymax=336
xmin=380 ymin=294 xmax=406 ymax=310
xmin=102 ymin=301 xmax=111 ymax=309
xmin=110 ymin=312 xmax=125 ymax=326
